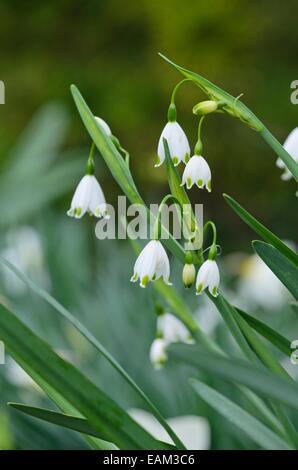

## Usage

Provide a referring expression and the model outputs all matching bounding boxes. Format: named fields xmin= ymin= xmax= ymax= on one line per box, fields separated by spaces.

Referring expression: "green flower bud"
xmin=193 ymin=100 xmax=218 ymax=116
xmin=167 ymin=103 xmax=177 ymax=122
xmin=182 ymin=263 xmax=196 ymax=288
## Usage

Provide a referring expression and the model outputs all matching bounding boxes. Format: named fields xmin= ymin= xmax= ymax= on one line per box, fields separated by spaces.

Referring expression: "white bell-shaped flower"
xmin=157 ymin=312 xmax=193 ymax=344
xmin=196 ymin=259 xmax=220 ymax=297
xmin=181 ymin=155 xmax=211 ymax=191
xmin=94 ymin=116 xmax=112 ymax=136
xmin=131 ymin=240 xmax=171 ymax=288
xmin=67 ymin=175 xmax=108 ymax=219
xmin=276 ymin=127 xmax=298 ymax=180
xmin=149 ymin=338 xmax=168 ymax=369
xmin=156 ymin=122 xmax=190 ymax=167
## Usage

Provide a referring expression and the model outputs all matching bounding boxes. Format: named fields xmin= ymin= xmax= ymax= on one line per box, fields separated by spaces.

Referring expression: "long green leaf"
xmin=191 ymin=380 xmax=292 ymax=450
xmin=159 ymin=53 xmax=263 ymax=132
xmin=224 ymin=194 xmax=298 ymax=266
xmin=0 ymin=304 xmax=171 ymax=450
xmin=212 ymin=294 xmax=298 ymax=447
xmin=170 ymin=344 xmax=298 ymax=411
xmin=253 ymin=241 xmax=298 ymax=301
xmin=0 ymin=256 xmax=184 ymax=450
xmin=11 ymin=358 xmax=115 ymax=450
xmin=8 ymin=403 xmax=118 ymax=449
xmin=236 ymin=309 xmax=292 ymax=357
xmin=159 ymin=54 xmax=298 ymax=181
xmin=70 ymin=84 xmax=185 ymax=264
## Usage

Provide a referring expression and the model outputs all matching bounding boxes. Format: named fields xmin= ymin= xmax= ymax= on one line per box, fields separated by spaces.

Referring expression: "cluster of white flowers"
xmin=150 ymin=312 xmax=193 ymax=369
xmin=131 ymin=104 xmax=220 ymax=297
xmin=156 ymin=118 xmax=212 ymax=192
xmin=276 ymin=127 xmax=298 ymax=196
xmin=132 ymin=240 xmax=220 ymax=297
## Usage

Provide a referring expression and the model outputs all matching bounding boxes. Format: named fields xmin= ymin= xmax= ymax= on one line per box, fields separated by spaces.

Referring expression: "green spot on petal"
xmin=184 ymin=153 xmax=190 ymax=163
xmin=172 ymin=156 xmax=179 ymax=165
xmin=75 ymin=207 xmax=82 ymax=217
xmin=186 ymin=177 xmax=192 ymax=189
xmin=211 ymin=286 xmax=218 ymax=297
xmin=155 ymin=155 xmax=161 ymax=167
xmin=196 ymin=283 xmax=203 ymax=294
xmin=207 ymin=180 xmax=212 ymax=192
xmin=130 ymin=272 xmax=138 ymax=282
xmin=141 ymin=275 xmax=150 ymax=287
xmin=197 ymin=179 xmax=203 ymax=188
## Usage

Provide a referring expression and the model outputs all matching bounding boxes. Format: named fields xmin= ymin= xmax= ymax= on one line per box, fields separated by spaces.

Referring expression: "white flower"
xmin=196 ymin=259 xmax=220 ymax=297
xmin=1 ymin=226 xmax=49 ymax=296
xmin=157 ymin=312 xmax=193 ymax=344
xmin=67 ymin=174 xmax=108 ymax=219
xmin=149 ymin=338 xmax=167 ymax=369
xmin=94 ymin=116 xmax=112 ymax=136
xmin=237 ymin=253 xmax=288 ymax=310
xmin=276 ymin=127 xmax=298 ymax=180
xmin=181 ymin=155 xmax=211 ymax=191
xmin=129 ymin=409 xmax=210 ymax=450
xmin=156 ymin=122 xmax=190 ymax=167
xmin=131 ymin=240 xmax=171 ymax=287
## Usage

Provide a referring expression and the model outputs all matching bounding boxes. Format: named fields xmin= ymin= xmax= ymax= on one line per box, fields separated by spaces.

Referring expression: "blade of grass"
xmin=211 ymin=293 xmax=298 ymax=447
xmin=0 ymin=303 xmax=173 ymax=450
xmin=0 ymin=256 xmax=185 ymax=450
xmin=236 ymin=308 xmax=292 ymax=357
xmin=8 ymin=403 xmax=118 ymax=448
xmin=70 ymin=84 xmax=185 ymax=264
xmin=159 ymin=54 xmax=298 ymax=181
xmin=224 ymin=194 xmax=298 ymax=266
xmin=170 ymin=344 xmax=298 ymax=411
xmin=191 ymin=380 xmax=292 ymax=450
xmin=253 ymin=241 xmax=298 ymax=301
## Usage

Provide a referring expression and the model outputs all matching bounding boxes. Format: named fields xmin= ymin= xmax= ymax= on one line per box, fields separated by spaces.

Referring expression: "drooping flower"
xmin=181 ymin=155 xmax=211 ymax=191
xmin=156 ymin=122 xmax=190 ymax=167
xmin=149 ymin=338 xmax=168 ymax=369
xmin=130 ymin=240 xmax=171 ymax=287
xmin=196 ymin=259 xmax=220 ymax=297
xmin=67 ymin=175 xmax=108 ymax=219
xmin=276 ymin=127 xmax=298 ymax=180
xmin=157 ymin=312 xmax=193 ymax=344
xmin=94 ymin=116 xmax=112 ymax=136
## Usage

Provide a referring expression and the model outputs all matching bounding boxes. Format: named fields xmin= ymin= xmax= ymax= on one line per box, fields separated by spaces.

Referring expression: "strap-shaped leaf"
xmin=170 ymin=343 xmax=298 ymax=411
xmin=70 ymin=84 xmax=185 ymax=264
xmin=224 ymin=194 xmax=298 ymax=266
xmin=191 ymin=380 xmax=292 ymax=450
xmin=159 ymin=54 xmax=298 ymax=181
xmin=0 ymin=256 xmax=184 ymax=450
xmin=8 ymin=403 xmax=117 ymax=449
xmin=236 ymin=309 xmax=292 ymax=357
xmin=0 ymin=303 xmax=172 ymax=450
xmin=253 ymin=241 xmax=298 ymax=301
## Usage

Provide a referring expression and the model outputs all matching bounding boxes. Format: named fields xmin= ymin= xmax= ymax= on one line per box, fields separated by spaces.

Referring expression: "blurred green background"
xmin=0 ymin=0 xmax=297 ymax=450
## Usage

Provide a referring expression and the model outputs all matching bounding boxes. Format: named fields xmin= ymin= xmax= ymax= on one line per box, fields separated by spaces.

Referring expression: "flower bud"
xmin=193 ymin=100 xmax=218 ymax=116
xmin=167 ymin=103 xmax=177 ymax=122
xmin=182 ymin=263 xmax=196 ymax=288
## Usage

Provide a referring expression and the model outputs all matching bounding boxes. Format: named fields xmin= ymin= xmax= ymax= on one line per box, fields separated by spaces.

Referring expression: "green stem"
xmin=86 ymin=142 xmax=95 ymax=174
xmin=170 ymin=79 xmax=191 ymax=104
xmin=153 ymin=194 xmax=183 ymax=240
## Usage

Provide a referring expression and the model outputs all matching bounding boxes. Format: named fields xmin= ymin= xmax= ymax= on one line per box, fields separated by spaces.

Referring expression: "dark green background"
xmin=0 ymin=0 xmax=297 ymax=250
